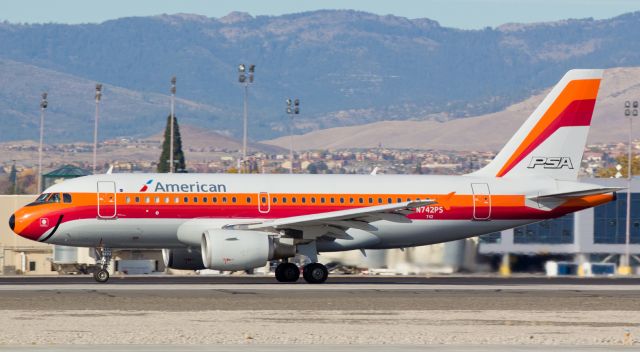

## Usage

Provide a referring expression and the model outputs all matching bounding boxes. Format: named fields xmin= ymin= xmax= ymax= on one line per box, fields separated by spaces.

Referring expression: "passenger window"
xmin=320 ymin=197 xmax=325 ymax=204
xmin=135 ymin=196 xmax=140 ymax=203
xmin=387 ymin=197 xmax=392 ymax=204
xmin=184 ymin=197 xmax=189 ymax=203
xmin=340 ymin=197 xmax=344 ymax=204
xmin=164 ymin=197 xmax=170 ymax=203
xmin=145 ymin=197 xmax=150 ymax=204
xmin=378 ymin=198 xmax=382 ymax=204
xmin=359 ymin=197 xmax=364 ymax=204
xmin=232 ymin=197 xmax=237 ymax=203
xmin=261 ymin=196 xmax=267 ymax=204
xmin=212 ymin=197 xmax=217 ymax=203
xmin=311 ymin=197 xmax=316 ymax=203
xmin=368 ymin=197 xmax=373 ymax=204
xmin=349 ymin=197 xmax=354 ymax=204
xmin=301 ymin=197 xmax=306 ymax=204
xmin=203 ymin=197 xmax=208 ymax=203
xmin=174 ymin=197 xmax=179 ymax=203
xmin=282 ymin=197 xmax=287 ymax=204
xmin=330 ymin=197 xmax=335 ymax=203
xmin=125 ymin=196 xmax=131 ymax=204
xmin=246 ymin=197 xmax=251 ymax=203
xmin=63 ymin=193 xmax=72 ymax=203
xmin=292 ymin=197 xmax=297 ymax=203
xmin=193 ymin=197 xmax=198 ymax=203
xmin=222 ymin=197 xmax=227 ymax=203
xmin=154 ymin=196 xmax=160 ymax=203
xmin=272 ymin=197 xmax=277 ymax=204
xmin=397 ymin=198 xmax=402 ymax=203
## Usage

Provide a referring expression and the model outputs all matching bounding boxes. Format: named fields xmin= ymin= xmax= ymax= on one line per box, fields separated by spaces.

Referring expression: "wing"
xmin=225 ymin=199 xmax=436 ymax=239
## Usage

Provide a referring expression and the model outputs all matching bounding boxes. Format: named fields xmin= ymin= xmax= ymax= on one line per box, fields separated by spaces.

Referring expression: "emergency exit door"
xmin=97 ymin=181 xmax=117 ymax=219
xmin=471 ymin=183 xmax=491 ymax=220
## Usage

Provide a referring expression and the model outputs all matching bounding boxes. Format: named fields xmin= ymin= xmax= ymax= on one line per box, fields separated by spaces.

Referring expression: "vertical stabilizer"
xmin=471 ymin=69 xmax=602 ymax=180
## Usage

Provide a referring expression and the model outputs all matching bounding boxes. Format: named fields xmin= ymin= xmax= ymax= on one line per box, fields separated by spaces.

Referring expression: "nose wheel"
xmin=93 ymin=247 xmax=112 ymax=283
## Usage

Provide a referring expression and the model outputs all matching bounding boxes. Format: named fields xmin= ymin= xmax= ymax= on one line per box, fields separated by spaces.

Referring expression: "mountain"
xmin=1 ymin=10 xmax=640 ymax=143
xmin=262 ymin=67 xmax=640 ymax=151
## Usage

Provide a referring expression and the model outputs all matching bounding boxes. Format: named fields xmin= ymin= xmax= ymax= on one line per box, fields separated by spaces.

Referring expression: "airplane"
xmin=9 ymin=69 xmax=620 ymax=284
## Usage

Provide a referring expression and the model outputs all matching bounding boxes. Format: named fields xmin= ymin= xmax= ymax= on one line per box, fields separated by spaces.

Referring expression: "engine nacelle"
xmin=201 ymin=230 xmax=294 ymax=271
xmin=162 ymin=248 xmax=206 ymax=270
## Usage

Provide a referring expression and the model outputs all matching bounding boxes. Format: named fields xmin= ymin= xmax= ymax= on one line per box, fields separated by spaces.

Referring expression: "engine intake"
xmin=201 ymin=230 xmax=294 ymax=271
xmin=162 ymin=248 xmax=206 ymax=270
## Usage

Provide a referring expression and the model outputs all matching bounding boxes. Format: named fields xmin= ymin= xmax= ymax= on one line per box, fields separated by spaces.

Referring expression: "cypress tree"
xmin=8 ymin=163 xmax=18 ymax=194
xmin=157 ymin=115 xmax=186 ymax=173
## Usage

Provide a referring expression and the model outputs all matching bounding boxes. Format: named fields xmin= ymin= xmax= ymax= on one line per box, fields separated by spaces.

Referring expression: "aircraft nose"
xmin=9 ymin=214 xmax=15 ymax=231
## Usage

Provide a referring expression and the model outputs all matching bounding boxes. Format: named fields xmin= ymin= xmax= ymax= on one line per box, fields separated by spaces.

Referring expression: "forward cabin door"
xmin=97 ymin=181 xmax=117 ymax=219
xmin=471 ymin=183 xmax=491 ymax=220
xmin=258 ymin=192 xmax=270 ymax=214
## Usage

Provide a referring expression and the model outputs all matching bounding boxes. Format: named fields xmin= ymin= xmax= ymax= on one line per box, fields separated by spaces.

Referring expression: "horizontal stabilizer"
xmin=531 ymin=187 xmax=624 ymax=200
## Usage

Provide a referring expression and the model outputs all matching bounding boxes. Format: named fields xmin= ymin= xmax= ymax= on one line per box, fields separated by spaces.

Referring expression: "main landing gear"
xmin=275 ymin=261 xmax=329 ymax=284
xmin=93 ymin=247 xmax=112 ymax=283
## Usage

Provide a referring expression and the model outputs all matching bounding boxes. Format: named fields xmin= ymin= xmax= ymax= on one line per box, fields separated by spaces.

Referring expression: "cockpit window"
xmin=27 ymin=193 xmax=65 ymax=206
xmin=63 ymin=193 xmax=72 ymax=203
xmin=34 ymin=193 xmax=50 ymax=202
xmin=49 ymin=193 xmax=61 ymax=203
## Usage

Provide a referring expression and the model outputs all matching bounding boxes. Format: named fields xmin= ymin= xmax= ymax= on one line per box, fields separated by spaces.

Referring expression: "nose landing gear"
xmin=93 ymin=247 xmax=112 ymax=283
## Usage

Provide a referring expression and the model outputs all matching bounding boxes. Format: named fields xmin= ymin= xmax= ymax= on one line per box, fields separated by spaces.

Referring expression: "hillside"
xmin=1 ymin=10 xmax=640 ymax=142
xmin=263 ymin=67 xmax=640 ymax=151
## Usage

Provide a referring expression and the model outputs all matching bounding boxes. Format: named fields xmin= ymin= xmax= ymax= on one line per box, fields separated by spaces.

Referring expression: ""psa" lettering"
xmin=527 ymin=157 xmax=573 ymax=169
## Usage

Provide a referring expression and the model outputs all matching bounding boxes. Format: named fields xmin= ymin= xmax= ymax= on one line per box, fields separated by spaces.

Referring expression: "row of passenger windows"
xmin=124 ymin=195 xmax=421 ymax=205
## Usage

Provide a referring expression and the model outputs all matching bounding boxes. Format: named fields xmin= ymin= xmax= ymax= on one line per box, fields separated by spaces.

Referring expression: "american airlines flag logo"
xmin=139 ymin=179 xmax=153 ymax=192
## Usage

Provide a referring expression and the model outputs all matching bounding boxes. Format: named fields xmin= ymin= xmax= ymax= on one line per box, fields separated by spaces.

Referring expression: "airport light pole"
xmin=93 ymin=84 xmax=102 ymax=174
xmin=286 ymin=98 xmax=300 ymax=174
xmin=37 ymin=92 xmax=47 ymax=193
xmin=238 ymin=64 xmax=255 ymax=173
xmin=622 ymin=100 xmax=639 ymax=274
xmin=169 ymin=76 xmax=176 ymax=173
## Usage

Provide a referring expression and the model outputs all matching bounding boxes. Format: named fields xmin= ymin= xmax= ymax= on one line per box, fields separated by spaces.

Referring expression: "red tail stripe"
xmin=497 ymin=98 xmax=596 ymax=177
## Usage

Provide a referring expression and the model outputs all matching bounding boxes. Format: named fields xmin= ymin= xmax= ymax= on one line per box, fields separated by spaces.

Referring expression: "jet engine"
xmin=162 ymin=248 xmax=206 ymax=270
xmin=201 ymin=230 xmax=294 ymax=271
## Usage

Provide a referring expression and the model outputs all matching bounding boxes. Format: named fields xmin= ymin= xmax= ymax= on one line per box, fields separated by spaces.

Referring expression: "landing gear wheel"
xmin=275 ymin=263 xmax=300 ymax=283
xmin=93 ymin=269 xmax=110 ymax=283
xmin=303 ymin=263 xmax=328 ymax=284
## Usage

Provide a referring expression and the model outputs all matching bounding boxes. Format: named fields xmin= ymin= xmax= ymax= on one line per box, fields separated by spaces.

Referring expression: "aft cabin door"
xmin=97 ymin=181 xmax=117 ymax=219
xmin=471 ymin=183 xmax=491 ymax=220
xmin=258 ymin=192 xmax=270 ymax=214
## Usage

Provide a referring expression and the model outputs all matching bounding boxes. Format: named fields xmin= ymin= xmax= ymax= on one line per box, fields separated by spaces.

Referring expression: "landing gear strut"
xmin=93 ymin=247 xmax=112 ymax=283
xmin=275 ymin=262 xmax=300 ymax=283
xmin=303 ymin=263 xmax=328 ymax=284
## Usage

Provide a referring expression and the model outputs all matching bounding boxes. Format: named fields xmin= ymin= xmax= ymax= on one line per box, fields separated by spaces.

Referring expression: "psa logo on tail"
xmin=528 ymin=157 xmax=573 ymax=170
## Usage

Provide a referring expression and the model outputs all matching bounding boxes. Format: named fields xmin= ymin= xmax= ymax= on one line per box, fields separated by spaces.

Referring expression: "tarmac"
xmin=0 ymin=275 xmax=638 ymax=349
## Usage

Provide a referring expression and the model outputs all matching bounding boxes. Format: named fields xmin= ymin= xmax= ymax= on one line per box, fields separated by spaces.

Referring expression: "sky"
xmin=1 ymin=0 xmax=639 ymax=29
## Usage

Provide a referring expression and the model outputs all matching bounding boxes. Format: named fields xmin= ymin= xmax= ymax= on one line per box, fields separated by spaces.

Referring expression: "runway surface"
xmin=1 ymin=275 xmax=638 ymax=347
xmin=0 ymin=275 xmax=638 ymax=311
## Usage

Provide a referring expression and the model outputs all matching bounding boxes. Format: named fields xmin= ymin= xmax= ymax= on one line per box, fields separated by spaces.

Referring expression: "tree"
xmin=7 ymin=163 xmax=18 ymax=194
xmin=157 ymin=115 xmax=186 ymax=173
xmin=597 ymin=155 xmax=640 ymax=178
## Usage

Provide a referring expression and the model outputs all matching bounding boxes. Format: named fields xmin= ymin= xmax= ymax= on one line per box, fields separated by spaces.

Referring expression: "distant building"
xmin=480 ymin=178 xmax=640 ymax=272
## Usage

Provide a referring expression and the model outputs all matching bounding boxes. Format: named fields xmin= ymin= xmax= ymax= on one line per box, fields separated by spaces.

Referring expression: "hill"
xmin=1 ymin=10 xmax=640 ymax=142
xmin=263 ymin=67 xmax=640 ymax=151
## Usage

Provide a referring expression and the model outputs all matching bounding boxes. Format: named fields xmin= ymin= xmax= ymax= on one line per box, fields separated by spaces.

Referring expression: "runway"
xmin=0 ymin=275 xmax=638 ymax=347
xmin=0 ymin=275 xmax=638 ymax=311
